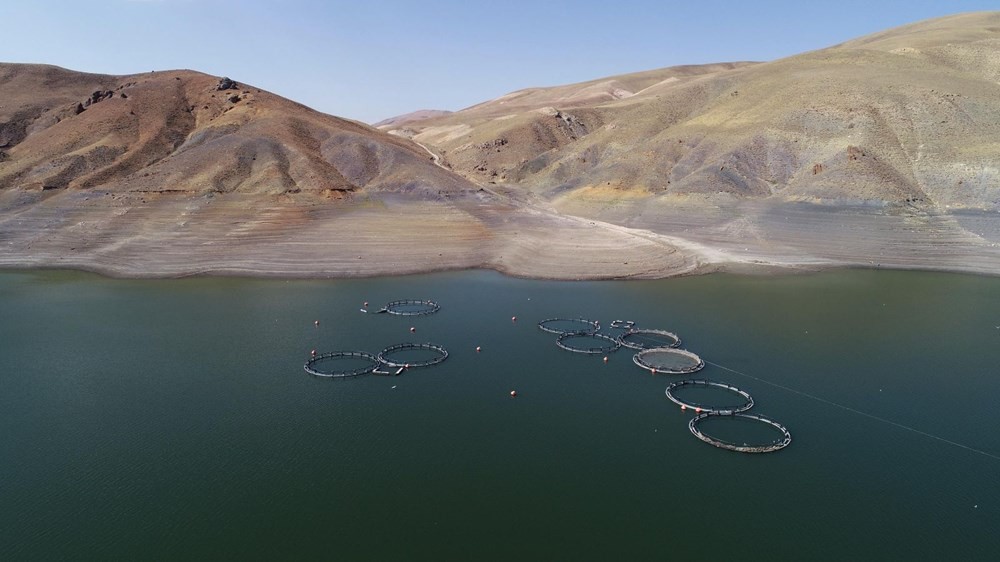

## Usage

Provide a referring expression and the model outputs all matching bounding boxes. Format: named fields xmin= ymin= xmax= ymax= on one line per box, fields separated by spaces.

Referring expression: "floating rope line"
xmin=705 ymin=360 xmax=1000 ymax=462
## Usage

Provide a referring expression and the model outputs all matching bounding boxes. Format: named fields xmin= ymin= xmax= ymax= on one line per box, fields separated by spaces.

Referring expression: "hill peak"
xmin=0 ymin=63 xmax=471 ymax=195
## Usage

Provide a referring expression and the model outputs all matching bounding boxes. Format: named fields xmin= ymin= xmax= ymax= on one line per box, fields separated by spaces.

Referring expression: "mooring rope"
xmin=705 ymin=360 xmax=1000 ymax=462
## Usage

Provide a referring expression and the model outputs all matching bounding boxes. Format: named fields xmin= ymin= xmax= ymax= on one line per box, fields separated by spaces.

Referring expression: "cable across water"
xmin=705 ymin=360 xmax=1000 ymax=462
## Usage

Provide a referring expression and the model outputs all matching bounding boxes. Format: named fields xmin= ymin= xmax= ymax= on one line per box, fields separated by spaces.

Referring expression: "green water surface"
xmin=2 ymin=269 xmax=998 ymax=560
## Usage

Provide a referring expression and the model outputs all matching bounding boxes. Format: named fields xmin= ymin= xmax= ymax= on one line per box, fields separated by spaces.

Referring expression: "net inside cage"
xmin=618 ymin=329 xmax=680 ymax=350
xmin=634 ymin=348 xmax=703 ymax=373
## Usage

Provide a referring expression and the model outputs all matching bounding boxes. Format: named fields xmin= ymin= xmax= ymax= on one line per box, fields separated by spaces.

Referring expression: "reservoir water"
xmin=2 ymin=269 xmax=999 ymax=559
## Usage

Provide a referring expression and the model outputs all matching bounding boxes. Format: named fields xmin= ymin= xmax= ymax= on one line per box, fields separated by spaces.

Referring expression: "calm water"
xmin=2 ymin=269 xmax=999 ymax=560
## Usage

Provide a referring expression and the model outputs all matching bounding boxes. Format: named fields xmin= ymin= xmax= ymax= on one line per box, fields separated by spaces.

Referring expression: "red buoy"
xmin=681 ymin=405 xmax=687 ymax=411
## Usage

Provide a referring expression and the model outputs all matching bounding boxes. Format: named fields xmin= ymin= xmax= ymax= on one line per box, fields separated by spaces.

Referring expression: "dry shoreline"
xmin=1 ymin=189 xmax=999 ymax=281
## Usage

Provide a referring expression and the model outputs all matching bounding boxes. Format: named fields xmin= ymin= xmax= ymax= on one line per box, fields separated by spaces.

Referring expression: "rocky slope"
xmin=2 ymin=12 xmax=999 ymax=279
xmin=388 ymin=12 xmax=1000 ymax=211
xmin=0 ymin=64 xmax=695 ymax=279
xmin=0 ymin=64 xmax=471 ymax=195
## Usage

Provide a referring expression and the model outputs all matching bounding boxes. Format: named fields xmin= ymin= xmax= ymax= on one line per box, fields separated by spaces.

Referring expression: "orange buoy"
xmin=510 ymin=390 xmax=517 ymax=397
xmin=476 ymin=346 xmax=481 ymax=352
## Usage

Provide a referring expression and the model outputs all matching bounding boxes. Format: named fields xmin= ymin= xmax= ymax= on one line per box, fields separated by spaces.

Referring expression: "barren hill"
xmin=381 ymin=62 xmax=757 ymax=186
xmin=0 ymin=64 xmax=695 ymax=279
xmin=373 ymin=109 xmax=453 ymax=129
xmin=2 ymin=12 xmax=1000 ymax=280
xmin=0 ymin=64 xmax=470 ymax=195
xmin=390 ymin=12 xmax=1000 ymax=211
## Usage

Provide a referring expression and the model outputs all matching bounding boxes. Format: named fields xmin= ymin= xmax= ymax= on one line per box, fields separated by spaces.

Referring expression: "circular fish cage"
xmin=555 ymin=332 xmax=621 ymax=354
xmin=665 ymin=380 xmax=754 ymax=414
xmin=304 ymin=351 xmax=380 ymax=378
xmin=379 ymin=299 xmax=440 ymax=316
xmin=377 ymin=342 xmax=449 ymax=367
xmin=633 ymin=348 xmax=704 ymax=374
xmin=618 ymin=328 xmax=682 ymax=350
xmin=688 ymin=412 xmax=792 ymax=453
xmin=538 ymin=318 xmax=600 ymax=335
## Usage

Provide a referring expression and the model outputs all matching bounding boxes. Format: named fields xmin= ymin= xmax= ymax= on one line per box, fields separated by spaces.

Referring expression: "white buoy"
xmin=476 ymin=346 xmax=481 ymax=352
xmin=314 ymin=320 xmax=319 ymax=326
xmin=511 ymin=316 xmax=517 ymax=322
xmin=510 ymin=390 xmax=517 ymax=398
xmin=410 ymin=326 xmax=416 ymax=333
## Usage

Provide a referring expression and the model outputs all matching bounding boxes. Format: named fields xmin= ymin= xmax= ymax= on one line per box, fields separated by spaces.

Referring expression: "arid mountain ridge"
xmin=1 ymin=12 xmax=999 ymax=279
xmin=384 ymin=12 xmax=1000 ymax=211
xmin=0 ymin=64 xmax=471 ymax=195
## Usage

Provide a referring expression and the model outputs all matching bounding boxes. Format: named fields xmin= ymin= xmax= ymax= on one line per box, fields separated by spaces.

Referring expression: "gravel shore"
xmin=1 ymin=188 xmax=998 ymax=279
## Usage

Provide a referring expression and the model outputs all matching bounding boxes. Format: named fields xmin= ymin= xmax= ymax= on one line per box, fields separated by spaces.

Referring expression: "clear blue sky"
xmin=2 ymin=1 xmax=995 ymax=123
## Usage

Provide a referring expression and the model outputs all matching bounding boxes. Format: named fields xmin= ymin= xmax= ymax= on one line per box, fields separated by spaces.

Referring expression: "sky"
xmin=1 ymin=0 xmax=996 ymax=123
